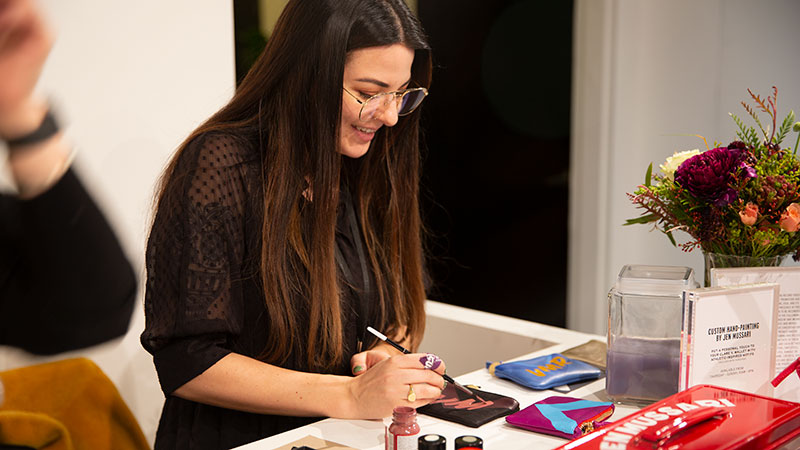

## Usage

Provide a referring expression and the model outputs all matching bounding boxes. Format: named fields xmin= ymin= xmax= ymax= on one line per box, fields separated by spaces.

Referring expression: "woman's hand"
xmin=344 ymin=353 xmax=447 ymax=419
xmin=350 ymin=329 xmax=412 ymax=375
xmin=350 ymin=348 xmax=394 ymax=376
xmin=0 ymin=0 xmax=53 ymax=136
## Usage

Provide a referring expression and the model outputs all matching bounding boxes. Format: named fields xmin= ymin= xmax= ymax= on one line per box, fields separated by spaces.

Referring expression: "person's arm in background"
xmin=0 ymin=0 xmax=137 ymax=354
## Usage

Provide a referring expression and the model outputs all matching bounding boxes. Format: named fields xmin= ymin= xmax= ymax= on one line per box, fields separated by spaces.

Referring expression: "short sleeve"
xmin=141 ymin=133 xmax=255 ymax=395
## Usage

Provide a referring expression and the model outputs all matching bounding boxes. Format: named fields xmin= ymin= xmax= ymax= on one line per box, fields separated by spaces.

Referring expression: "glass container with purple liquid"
xmin=606 ymin=265 xmax=697 ymax=405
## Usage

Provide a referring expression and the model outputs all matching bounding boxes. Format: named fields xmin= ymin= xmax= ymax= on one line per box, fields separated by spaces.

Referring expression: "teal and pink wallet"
xmin=505 ymin=396 xmax=614 ymax=439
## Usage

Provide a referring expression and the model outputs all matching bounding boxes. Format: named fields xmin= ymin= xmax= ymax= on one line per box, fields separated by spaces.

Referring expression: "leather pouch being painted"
xmin=505 ymin=396 xmax=614 ymax=439
xmin=486 ymin=353 xmax=602 ymax=390
xmin=417 ymin=383 xmax=520 ymax=428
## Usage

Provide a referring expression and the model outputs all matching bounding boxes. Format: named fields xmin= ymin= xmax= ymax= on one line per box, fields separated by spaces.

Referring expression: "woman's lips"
xmin=352 ymin=124 xmax=376 ymax=142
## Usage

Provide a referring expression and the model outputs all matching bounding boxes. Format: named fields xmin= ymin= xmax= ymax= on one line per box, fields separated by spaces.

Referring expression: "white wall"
xmin=569 ymin=0 xmax=800 ymax=334
xmin=0 ymin=1 xmax=235 ymax=445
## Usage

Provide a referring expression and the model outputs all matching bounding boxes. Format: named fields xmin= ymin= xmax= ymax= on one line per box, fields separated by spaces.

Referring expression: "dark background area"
xmin=416 ymin=0 xmax=572 ymax=327
xmin=234 ymin=0 xmax=573 ymax=327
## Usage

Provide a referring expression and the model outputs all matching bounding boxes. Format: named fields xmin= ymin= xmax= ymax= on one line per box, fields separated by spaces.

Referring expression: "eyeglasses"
xmin=343 ymin=86 xmax=428 ymax=121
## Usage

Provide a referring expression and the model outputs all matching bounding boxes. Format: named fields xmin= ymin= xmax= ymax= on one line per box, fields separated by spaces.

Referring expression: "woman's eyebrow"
xmin=355 ymin=77 xmax=412 ymax=89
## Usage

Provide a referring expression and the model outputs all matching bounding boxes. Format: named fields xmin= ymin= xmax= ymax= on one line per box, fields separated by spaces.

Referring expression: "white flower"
xmin=660 ymin=149 xmax=701 ymax=181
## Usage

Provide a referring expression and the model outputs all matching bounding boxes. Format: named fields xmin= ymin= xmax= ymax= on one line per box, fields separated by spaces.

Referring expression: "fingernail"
xmin=419 ymin=353 xmax=443 ymax=370
xmin=352 ymin=365 xmax=364 ymax=374
xmin=442 ymin=380 xmax=448 ymax=390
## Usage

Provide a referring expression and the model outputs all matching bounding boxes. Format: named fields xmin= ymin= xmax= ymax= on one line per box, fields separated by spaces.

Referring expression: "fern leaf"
xmin=730 ymin=112 xmax=747 ymax=136
xmin=730 ymin=113 xmax=760 ymax=147
xmin=748 ymin=88 xmax=772 ymax=115
xmin=741 ymin=101 xmax=769 ymax=141
xmin=753 ymin=113 xmax=768 ymax=142
xmin=775 ymin=110 xmax=795 ymax=145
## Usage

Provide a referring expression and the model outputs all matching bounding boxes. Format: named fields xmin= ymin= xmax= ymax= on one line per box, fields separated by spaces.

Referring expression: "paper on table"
xmin=711 ymin=267 xmax=800 ymax=402
xmin=680 ymin=283 xmax=779 ymax=397
xmin=271 ymin=435 xmax=358 ymax=450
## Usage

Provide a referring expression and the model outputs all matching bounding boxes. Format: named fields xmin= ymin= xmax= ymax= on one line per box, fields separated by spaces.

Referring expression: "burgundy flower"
xmin=674 ymin=147 xmax=750 ymax=207
xmin=727 ymin=141 xmax=748 ymax=152
xmin=740 ymin=162 xmax=757 ymax=178
xmin=727 ymin=141 xmax=758 ymax=178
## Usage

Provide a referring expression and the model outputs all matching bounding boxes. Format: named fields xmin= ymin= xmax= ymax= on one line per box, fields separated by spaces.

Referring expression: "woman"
xmin=141 ymin=0 xmax=445 ymax=448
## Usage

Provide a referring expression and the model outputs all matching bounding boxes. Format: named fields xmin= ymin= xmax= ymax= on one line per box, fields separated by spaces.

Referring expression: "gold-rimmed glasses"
xmin=343 ymin=86 xmax=428 ymax=121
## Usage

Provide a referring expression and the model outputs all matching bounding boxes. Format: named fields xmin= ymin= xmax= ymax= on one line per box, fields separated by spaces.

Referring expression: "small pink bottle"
xmin=385 ymin=406 xmax=420 ymax=450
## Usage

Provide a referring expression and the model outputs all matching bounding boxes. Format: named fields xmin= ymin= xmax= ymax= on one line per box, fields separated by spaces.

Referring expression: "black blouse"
xmin=141 ymin=133 xmax=382 ymax=450
xmin=0 ymin=168 xmax=137 ymax=354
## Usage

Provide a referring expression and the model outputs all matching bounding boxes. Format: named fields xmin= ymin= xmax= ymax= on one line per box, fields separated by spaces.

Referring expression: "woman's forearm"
xmin=172 ymin=353 xmax=358 ymax=418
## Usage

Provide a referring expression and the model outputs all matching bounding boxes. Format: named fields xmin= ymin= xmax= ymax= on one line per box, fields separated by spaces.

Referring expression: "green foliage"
xmin=626 ymin=87 xmax=800 ymax=258
xmin=775 ymin=110 xmax=796 ymax=146
xmin=624 ymin=213 xmax=660 ymax=226
xmin=741 ymin=101 xmax=769 ymax=142
xmin=730 ymin=113 xmax=760 ymax=148
xmin=666 ymin=231 xmax=677 ymax=247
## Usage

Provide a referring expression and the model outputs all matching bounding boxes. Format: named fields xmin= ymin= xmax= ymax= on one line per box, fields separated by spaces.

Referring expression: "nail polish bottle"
xmin=385 ymin=406 xmax=420 ymax=450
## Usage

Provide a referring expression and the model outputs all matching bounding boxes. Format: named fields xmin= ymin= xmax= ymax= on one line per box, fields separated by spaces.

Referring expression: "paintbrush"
xmin=366 ymin=326 xmax=475 ymax=396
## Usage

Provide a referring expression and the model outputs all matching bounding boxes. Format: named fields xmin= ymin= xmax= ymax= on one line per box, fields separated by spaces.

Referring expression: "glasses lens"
xmin=360 ymin=89 xmax=427 ymax=120
xmin=360 ymin=94 xmax=386 ymax=121
xmin=398 ymin=89 xmax=426 ymax=115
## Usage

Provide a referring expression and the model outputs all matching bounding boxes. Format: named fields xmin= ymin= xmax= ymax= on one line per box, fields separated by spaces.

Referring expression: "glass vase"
xmin=703 ymin=252 xmax=788 ymax=287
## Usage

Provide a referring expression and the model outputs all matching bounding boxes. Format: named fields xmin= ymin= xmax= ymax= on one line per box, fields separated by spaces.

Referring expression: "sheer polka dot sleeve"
xmin=141 ymin=133 xmax=257 ymax=395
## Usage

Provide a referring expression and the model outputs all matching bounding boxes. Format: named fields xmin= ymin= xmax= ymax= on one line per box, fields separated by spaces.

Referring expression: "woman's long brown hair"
xmin=152 ymin=0 xmax=431 ymax=371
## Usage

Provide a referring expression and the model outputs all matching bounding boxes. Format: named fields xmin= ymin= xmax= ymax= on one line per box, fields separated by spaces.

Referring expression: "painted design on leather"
xmin=428 ymin=383 xmax=518 ymax=411
xmin=535 ymin=400 xmax=610 ymax=434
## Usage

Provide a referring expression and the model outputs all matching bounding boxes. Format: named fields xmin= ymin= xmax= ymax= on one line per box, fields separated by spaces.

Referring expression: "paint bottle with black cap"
xmin=454 ymin=435 xmax=483 ymax=449
xmin=417 ymin=434 xmax=445 ymax=450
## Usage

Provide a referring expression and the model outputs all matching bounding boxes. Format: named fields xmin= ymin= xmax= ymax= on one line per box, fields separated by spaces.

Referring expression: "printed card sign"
xmin=680 ymin=284 xmax=779 ymax=396
xmin=711 ymin=266 xmax=800 ymax=402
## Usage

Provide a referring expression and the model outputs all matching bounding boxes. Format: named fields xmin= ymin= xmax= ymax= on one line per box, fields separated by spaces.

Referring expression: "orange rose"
xmin=780 ymin=203 xmax=800 ymax=232
xmin=739 ymin=202 xmax=758 ymax=226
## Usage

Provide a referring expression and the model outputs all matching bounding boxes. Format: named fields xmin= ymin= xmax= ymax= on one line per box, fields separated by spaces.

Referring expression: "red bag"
xmin=554 ymin=384 xmax=800 ymax=450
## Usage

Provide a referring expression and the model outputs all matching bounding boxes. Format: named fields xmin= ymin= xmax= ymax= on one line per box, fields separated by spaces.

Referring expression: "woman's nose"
xmin=376 ymin=99 xmax=400 ymax=127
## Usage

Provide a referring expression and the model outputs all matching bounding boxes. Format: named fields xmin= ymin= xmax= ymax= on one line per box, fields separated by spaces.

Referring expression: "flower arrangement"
xmin=626 ymin=87 xmax=800 ymax=259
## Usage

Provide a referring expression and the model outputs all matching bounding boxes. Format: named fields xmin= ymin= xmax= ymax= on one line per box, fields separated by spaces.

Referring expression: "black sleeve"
xmin=140 ymin=134 xmax=251 ymax=395
xmin=0 ymin=167 xmax=137 ymax=354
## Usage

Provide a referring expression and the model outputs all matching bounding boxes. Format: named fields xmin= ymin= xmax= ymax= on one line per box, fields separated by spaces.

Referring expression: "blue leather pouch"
xmin=486 ymin=353 xmax=601 ymax=390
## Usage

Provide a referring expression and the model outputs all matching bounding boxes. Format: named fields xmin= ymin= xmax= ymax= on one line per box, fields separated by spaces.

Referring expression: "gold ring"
xmin=407 ymin=384 xmax=416 ymax=402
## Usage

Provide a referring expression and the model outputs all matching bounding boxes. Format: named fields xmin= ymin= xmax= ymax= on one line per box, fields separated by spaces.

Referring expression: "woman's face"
xmin=339 ymin=44 xmax=415 ymax=159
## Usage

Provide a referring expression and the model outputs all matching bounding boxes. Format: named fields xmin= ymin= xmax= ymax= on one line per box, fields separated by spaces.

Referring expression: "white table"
xmin=236 ymin=317 xmax=640 ymax=450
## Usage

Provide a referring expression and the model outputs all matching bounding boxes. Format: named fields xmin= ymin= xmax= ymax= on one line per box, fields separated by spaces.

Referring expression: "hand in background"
xmin=0 ymin=0 xmax=53 ymax=136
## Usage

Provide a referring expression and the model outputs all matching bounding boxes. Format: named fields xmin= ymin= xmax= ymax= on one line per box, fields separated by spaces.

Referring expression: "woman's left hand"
xmin=350 ymin=348 xmax=393 ymax=376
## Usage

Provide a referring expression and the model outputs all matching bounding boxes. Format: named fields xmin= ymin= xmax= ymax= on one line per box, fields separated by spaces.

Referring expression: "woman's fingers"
xmin=402 ymin=380 xmax=445 ymax=403
xmin=350 ymin=353 xmax=367 ymax=375
xmin=350 ymin=349 xmax=392 ymax=376
xmin=344 ymin=353 xmax=450 ymax=418
xmin=388 ymin=353 xmax=447 ymax=376
xmin=416 ymin=353 xmax=447 ymax=376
